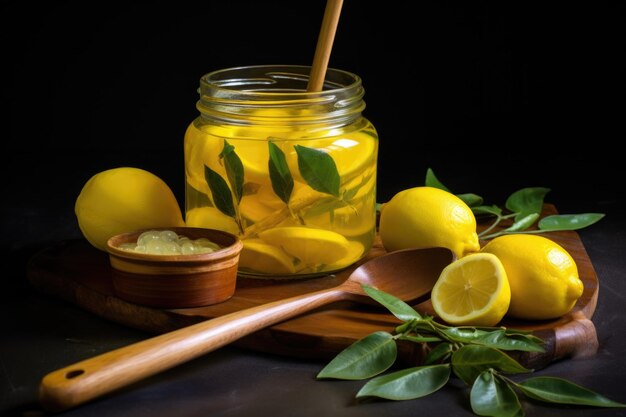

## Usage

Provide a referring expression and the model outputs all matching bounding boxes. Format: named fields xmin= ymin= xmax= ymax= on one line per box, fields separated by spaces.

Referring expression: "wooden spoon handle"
xmin=39 ymin=287 xmax=346 ymax=412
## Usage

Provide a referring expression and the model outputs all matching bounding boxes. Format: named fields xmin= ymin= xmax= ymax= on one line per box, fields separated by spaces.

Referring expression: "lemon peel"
xmin=258 ymin=227 xmax=351 ymax=266
xmin=238 ymin=239 xmax=296 ymax=275
xmin=480 ymin=234 xmax=584 ymax=320
xmin=379 ymin=186 xmax=480 ymax=258
xmin=75 ymin=167 xmax=184 ymax=252
xmin=185 ymin=206 xmax=240 ymax=236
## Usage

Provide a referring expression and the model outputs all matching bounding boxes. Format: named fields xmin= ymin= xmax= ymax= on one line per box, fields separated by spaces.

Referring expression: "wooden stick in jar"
xmin=307 ymin=0 xmax=344 ymax=92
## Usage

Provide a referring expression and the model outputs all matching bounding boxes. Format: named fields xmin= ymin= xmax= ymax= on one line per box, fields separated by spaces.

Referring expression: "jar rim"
xmin=200 ymin=64 xmax=362 ymax=97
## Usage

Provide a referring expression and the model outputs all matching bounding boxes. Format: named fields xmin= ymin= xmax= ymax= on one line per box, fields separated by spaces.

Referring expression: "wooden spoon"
xmin=38 ymin=247 xmax=454 ymax=412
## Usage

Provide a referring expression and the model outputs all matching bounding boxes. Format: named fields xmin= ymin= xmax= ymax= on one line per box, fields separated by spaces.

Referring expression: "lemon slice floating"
xmin=185 ymin=206 xmax=240 ymax=236
xmin=258 ymin=227 xmax=351 ymax=266
xmin=431 ymin=253 xmax=511 ymax=327
xmin=184 ymin=125 xmax=225 ymax=195
xmin=325 ymin=241 xmax=365 ymax=271
xmin=238 ymin=239 xmax=296 ymax=275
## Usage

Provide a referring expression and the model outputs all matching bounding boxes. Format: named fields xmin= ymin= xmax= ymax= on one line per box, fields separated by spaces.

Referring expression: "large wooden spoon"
xmin=38 ymin=247 xmax=453 ymax=412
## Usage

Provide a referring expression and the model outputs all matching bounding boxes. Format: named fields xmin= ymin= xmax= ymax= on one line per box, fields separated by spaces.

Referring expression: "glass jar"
xmin=184 ymin=65 xmax=378 ymax=278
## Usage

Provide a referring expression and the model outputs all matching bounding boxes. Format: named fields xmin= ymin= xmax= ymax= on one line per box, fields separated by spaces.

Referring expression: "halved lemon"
xmin=431 ymin=253 xmax=511 ymax=326
xmin=238 ymin=239 xmax=296 ymax=274
xmin=258 ymin=227 xmax=351 ymax=266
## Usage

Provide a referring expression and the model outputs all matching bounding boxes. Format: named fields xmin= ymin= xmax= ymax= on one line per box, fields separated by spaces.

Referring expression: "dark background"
xmin=2 ymin=2 xmax=625 ymax=416
xmin=4 ymin=1 xmax=624 ymax=215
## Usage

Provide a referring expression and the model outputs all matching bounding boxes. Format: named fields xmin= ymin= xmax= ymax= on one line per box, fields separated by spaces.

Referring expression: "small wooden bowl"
xmin=106 ymin=227 xmax=243 ymax=308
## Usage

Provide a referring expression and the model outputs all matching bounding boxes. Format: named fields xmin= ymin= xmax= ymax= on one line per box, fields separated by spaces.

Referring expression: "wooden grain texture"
xmin=27 ymin=204 xmax=599 ymax=371
xmin=307 ymin=0 xmax=344 ymax=92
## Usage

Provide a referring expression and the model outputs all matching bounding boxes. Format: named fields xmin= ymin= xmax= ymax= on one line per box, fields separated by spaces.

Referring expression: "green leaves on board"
xmin=317 ymin=285 xmax=625 ymax=416
xmin=451 ymin=345 xmax=530 ymax=386
xmin=316 ymin=331 xmax=397 ymax=380
xmin=505 ymin=187 xmax=551 ymax=222
xmin=356 ymin=364 xmax=451 ymax=401
xmin=471 ymin=371 xmax=524 ymax=417
xmin=423 ymin=168 xmax=604 ymax=240
xmin=515 ymin=377 xmax=626 ymax=408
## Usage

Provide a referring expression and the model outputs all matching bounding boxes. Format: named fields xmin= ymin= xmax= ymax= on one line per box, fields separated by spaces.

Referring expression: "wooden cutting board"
xmin=27 ymin=204 xmax=599 ymax=370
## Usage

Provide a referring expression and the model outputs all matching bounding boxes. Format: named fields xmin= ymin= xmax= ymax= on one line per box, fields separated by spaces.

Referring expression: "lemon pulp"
xmin=432 ymin=253 xmax=511 ymax=326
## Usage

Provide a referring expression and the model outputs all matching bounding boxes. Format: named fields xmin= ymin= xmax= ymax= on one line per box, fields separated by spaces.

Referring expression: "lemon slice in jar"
xmin=238 ymin=239 xmax=296 ymax=274
xmin=184 ymin=125 xmax=225 ymax=196
xmin=324 ymin=241 xmax=366 ymax=271
xmin=431 ymin=253 xmax=511 ymax=327
xmin=185 ymin=206 xmax=240 ymax=236
xmin=258 ymin=227 xmax=351 ymax=266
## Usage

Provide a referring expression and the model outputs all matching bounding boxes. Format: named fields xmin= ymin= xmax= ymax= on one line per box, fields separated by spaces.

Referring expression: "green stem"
xmin=478 ymin=212 xmax=518 ymax=240
xmin=480 ymin=228 xmax=548 ymax=241
xmin=478 ymin=214 xmax=504 ymax=239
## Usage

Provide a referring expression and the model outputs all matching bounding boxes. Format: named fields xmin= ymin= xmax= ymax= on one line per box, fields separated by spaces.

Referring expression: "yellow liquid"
xmin=184 ymin=117 xmax=378 ymax=278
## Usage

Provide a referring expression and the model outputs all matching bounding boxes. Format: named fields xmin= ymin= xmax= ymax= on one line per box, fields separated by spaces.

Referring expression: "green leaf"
xmin=342 ymin=186 xmax=359 ymax=202
xmin=503 ymin=213 xmax=540 ymax=233
xmin=424 ymin=342 xmax=453 ymax=365
xmin=242 ymin=182 xmax=261 ymax=196
xmin=440 ymin=327 xmax=493 ymax=342
xmin=538 ymin=213 xmax=605 ymax=232
xmin=471 ymin=371 xmax=524 ymax=417
xmin=362 ymin=285 xmax=422 ymax=321
xmin=472 ymin=330 xmax=544 ymax=352
xmin=472 ymin=205 xmax=503 ymax=216
xmin=505 ymin=187 xmax=550 ymax=221
xmin=457 ymin=193 xmax=484 ymax=207
xmin=267 ymin=141 xmax=294 ymax=204
xmin=220 ymin=140 xmax=244 ymax=204
xmin=439 ymin=327 xmax=541 ymax=352
xmin=517 ymin=377 xmax=626 ymax=408
xmin=425 ymin=168 xmax=451 ymax=192
xmin=204 ymin=166 xmax=236 ymax=218
xmin=399 ymin=334 xmax=442 ymax=343
xmin=295 ymin=145 xmax=340 ymax=197
xmin=452 ymin=345 xmax=530 ymax=385
xmin=317 ymin=332 xmax=397 ymax=380
xmin=356 ymin=364 xmax=451 ymax=401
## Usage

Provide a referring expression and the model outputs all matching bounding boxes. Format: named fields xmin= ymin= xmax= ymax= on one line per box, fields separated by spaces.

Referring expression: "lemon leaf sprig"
xmin=317 ymin=286 xmax=626 ymax=415
xmin=423 ymin=168 xmax=605 ymax=240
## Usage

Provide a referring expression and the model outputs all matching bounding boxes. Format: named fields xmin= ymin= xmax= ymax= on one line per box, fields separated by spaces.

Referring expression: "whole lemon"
xmin=480 ymin=234 xmax=584 ymax=320
xmin=379 ymin=186 xmax=480 ymax=258
xmin=75 ymin=167 xmax=185 ymax=251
